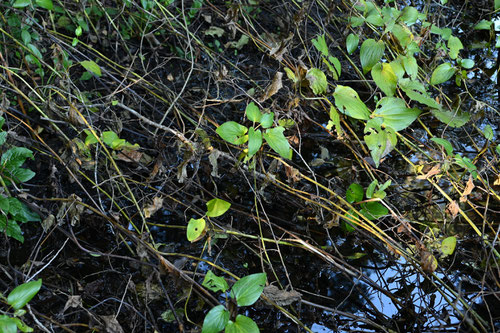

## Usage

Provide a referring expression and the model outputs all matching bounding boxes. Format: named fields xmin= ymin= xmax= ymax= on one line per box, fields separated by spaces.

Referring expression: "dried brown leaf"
xmin=446 ymin=200 xmax=459 ymax=219
xmin=416 ymin=164 xmax=441 ymax=180
xmin=259 ymin=72 xmax=283 ymax=102
xmin=144 ymin=196 xmax=164 ymax=218
xmin=460 ymin=176 xmax=474 ymax=202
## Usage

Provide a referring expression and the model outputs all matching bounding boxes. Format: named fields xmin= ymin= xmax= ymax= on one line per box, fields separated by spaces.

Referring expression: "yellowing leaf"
xmin=441 ymin=236 xmax=457 ymax=256
xmin=80 ymin=60 xmax=102 ymax=77
xmin=306 ymin=68 xmax=327 ymax=95
xmin=371 ymin=63 xmax=397 ymax=96
xmin=206 ymin=198 xmax=231 ymax=217
xmin=187 ymin=218 xmax=206 ymax=242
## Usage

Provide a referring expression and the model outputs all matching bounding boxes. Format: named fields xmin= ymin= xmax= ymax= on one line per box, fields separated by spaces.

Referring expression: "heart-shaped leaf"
xmin=206 ymin=198 xmax=231 ymax=217
xmin=216 ymin=121 xmax=248 ymax=145
xmin=231 ymin=273 xmax=266 ymax=306
xmin=360 ymin=39 xmax=385 ymax=73
xmin=263 ymin=127 xmax=292 ymax=159
xmin=187 ymin=218 xmax=206 ymax=242
xmin=371 ymin=63 xmax=397 ymax=96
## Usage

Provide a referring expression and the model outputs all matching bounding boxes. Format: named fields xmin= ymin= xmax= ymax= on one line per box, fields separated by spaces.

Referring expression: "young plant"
xmin=187 ymin=198 xmax=231 ymax=242
xmin=342 ymin=180 xmax=390 ymax=232
xmin=0 ymin=279 xmax=42 ymax=333
xmin=216 ymin=102 xmax=292 ymax=161
xmin=0 ymin=117 xmax=41 ymax=242
xmin=84 ymin=130 xmax=139 ymax=151
xmin=201 ymin=271 xmax=266 ymax=333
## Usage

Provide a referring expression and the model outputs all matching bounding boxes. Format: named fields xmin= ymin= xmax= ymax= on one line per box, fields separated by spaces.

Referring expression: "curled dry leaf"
xmin=446 ymin=200 xmax=459 ymax=219
xmin=416 ymin=164 xmax=441 ymax=180
xmin=460 ymin=176 xmax=474 ymax=202
xmin=259 ymin=72 xmax=283 ymax=102
xmin=143 ymin=196 xmax=164 ymax=218
xmin=263 ymin=285 xmax=302 ymax=306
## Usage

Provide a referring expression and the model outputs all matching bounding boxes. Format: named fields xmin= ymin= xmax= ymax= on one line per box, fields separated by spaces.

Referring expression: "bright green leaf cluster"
xmin=84 ymin=130 xmax=139 ymax=151
xmin=0 ymin=279 xmax=42 ymax=332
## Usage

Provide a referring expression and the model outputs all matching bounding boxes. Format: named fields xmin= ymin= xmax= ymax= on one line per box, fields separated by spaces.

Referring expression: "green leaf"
xmin=247 ymin=127 xmax=262 ymax=157
xmin=400 ymin=6 xmax=418 ymax=25
xmin=341 ymin=209 xmax=357 ymax=232
xmin=366 ymin=180 xmax=378 ymax=199
xmin=206 ymin=198 xmax=231 ymax=217
xmin=325 ymin=56 xmax=341 ymax=80
xmin=360 ymin=202 xmax=388 ymax=220
xmin=35 ymin=0 xmax=53 ymax=10
xmin=8 ymin=198 xmax=39 ymax=223
xmin=0 ymin=196 xmax=9 ymax=213
xmin=366 ymin=13 xmax=384 ymax=26
xmin=430 ymin=63 xmax=456 ymax=85
xmin=259 ymin=113 xmax=274 ymax=129
xmin=13 ymin=0 xmax=31 ymax=8
xmin=431 ymin=137 xmax=454 ymax=156
xmin=0 ymin=315 xmax=18 ymax=333
xmin=346 ymin=183 xmax=363 ymax=203
xmin=364 ymin=128 xmax=397 ymax=167
xmin=350 ymin=16 xmax=365 ymax=28
xmin=0 ymin=132 xmax=8 ymax=146
xmin=327 ymin=106 xmax=343 ymax=136
xmin=431 ymin=108 xmax=470 ymax=128
xmin=84 ymin=130 xmax=99 ymax=145
xmin=186 ymin=218 xmax=206 ymax=242
xmin=0 ymin=215 xmax=23 ymax=242
xmin=360 ymin=39 xmax=385 ymax=74
xmin=312 ymin=34 xmax=328 ymax=56
xmin=333 ymin=85 xmax=371 ymax=120
xmin=1 ymin=147 xmax=34 ymax=171
xmin=245 ymin=102 xmax=261 ymax=123
xmin=202 ymin=270 xmax=229 ymax=293
xmin=202 ymin=305 xmax=229 ymax=333
xmin=306 ymin=68 xmax=327 ymax=95
xmin=483 ymin=125 xmax=494 ymax=140
xmin=100 ymin=131 xmax=119 ymax=146
xmin=7 ymin=279 xmax=42 ymax=310
xmin=225 ymin=315 xmax=260 ymax=333
xmin=441 ymin=236 xmax=457 ymax=256
xmin=474 ymin=20 xmax=492 ymax=30
xmin=231 ymin=273 xmax=266 ymax=306
xmin=346 ymin=34 xmax=359 ymax=54
xmin=399 ymin=78 xmax=440 ymax=109
xmin=391 ymin=24 xmax=413 ymax=48
xmin=371 ymin=63 xmax=397 ymax=96
xmin=80 ymin=60 xmax=102 ymax=77
xmin=459 ymin=59 xmax=474 ymax=69
xmin=390 ymin=57 xmax=405 ymax=79
xmin=9 ymin=167 xmax=35 ymax=183
xmin=447 ymin=36 xmax=463 ymax=60
xmin=455 ymin=155 xmax=478 ymax=178
xmin=402 ymin=55 xmax=418 ymax=80
xmin=263 ymin=127 xmax=292 ymax=159
xmin=373 ymin=97 xmax=421 ymax=131
xmin=496 ymin=0 xmax=500 ymax=10
xmin=216 ymin=121 xmax=248 ymax=145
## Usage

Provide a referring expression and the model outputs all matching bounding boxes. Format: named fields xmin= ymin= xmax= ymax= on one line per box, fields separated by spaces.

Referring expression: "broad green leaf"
xmin=402 ymin=55 xmax=418 ymax=80
xmin=284 ymin=68 xmax=297 ymax=83
xmin=373 ymin=97 xmax=421 ymax=131
xmin=366 ymin=13 xmax=384 ymax=26
xmin=306 ymin=68 xmax=327 ymax=95
xmin=441 ymin=236 xmax=457 ymax=256
xmin=0 ymin=215 xmax=23 ymax=242
xmin=80 ymin=60 xmax=102 ymax=77
xmin=312 ymin=34 xmax=328 ymax=56
xmin=263 ymin=127 xmax=292 ymax=159
xmin=360 ymin=202 xmax=388 ymax=220
xmin=36 ymin=0 xmax=53 ymax=10
xmin=245 ymin=102 xmax=261 ymax=123
xmin=202 ymin=305 xmax=229 ymax=333
xmin=447 ymin=36 xmax=463 ymax=60
xmin=247 ymin=127 xmax=262 ymax=157
xmin=9 ymin=167 xmax=35 ymax=183
xmin=474 ymin=20 xmax=492 ymax=30
xmin=0 ymin=132 xmax=7 ymax=146
xmin=496 ymin=0 xmax=500 ymax=10
xmin=346 ymin=183 xmax=363 ymax=203
xmin=391 ymin=24 xmax=413 ymax=48
xmin=186 ymin=218 xmax=206 ymax=242
xmin=401 ymin=6 xmax=418 ymax=25
xmin=216 ymin=121 xmax=248 ymax=145
xmin=346 ymin=34 xmax=359 ymax=54
xmin=206 ymin=198 xmax=231 ymax=217
xmin=371 ymin=63 xmax=397 ymax=96
xmin=231 ymin=273 xmax=266 ymax=306
xmin=459 ymin=59 xmax=474 ymax=69
xmin=260 ymin=113 xmax=274 ymax=129
xmin=364 ymin=128 xmax=397 ymax=167
xmin=341 ymin=209 xmax=357 ymax=232
xmin=431 ymin=108 xmax=470 ymax=127
xmin=21 ymin=30 xmax=31 ymax=44
xmin=350 ymin=16 xmax=365 ymax=28
xmin=7 ymin=279 xmax=42 ymax=310
xmin=333 ymin=85 xmax=371 ymax=120
xmin=1 ymin=147 xmax=33 ymax=171
xmin=455 ymin=155 xmax=478 ymax=178
xmin=12 ymin=317 xmax=33 ymax=332
xmin=483 ymin=125 xmax=494 ymax=140
xmin=0 ymin=315 xmax=17 ymax=333
xmin=202 ymin=270 xmax=229 ymax=293
xmin=8 ymin=198 xmax=39 ymax=222
xmin=390 ymin=57 xmax=405 ymax=79
xmin=431 ymin=137 xmax=453 ymax=156
xmin=225 ymin=315 xmax=259 ymax=333
xmin=100 ymin=131 xmax=119 ymax=146
xmin=430 ymin=63 xmax=456 ymax=85
xmin=360 ymin=39 xmax=385 ymax=73
xmin=399 ymin=78 xmax=440 ymax=109
xmin=327 ymin=106 xmax=343 ymax=136
xmin=13 ymin=0 xmax=31 ymax=8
